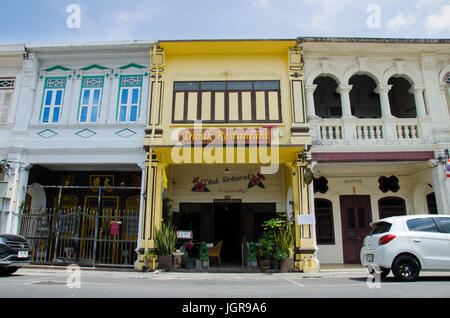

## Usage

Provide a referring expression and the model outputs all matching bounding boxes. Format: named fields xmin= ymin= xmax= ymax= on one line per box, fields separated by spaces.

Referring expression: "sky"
xmin=0 ymin=0 xmax=449 ymax=44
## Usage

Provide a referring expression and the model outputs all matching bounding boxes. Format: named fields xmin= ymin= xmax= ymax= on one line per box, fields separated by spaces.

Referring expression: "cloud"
xmin=386 ymin=12 xmax=418 ymax=33
xmin=307 ymin=0 xmax=351 ymax=32
xmin=425 ymin=4 xmax=450 ymax=33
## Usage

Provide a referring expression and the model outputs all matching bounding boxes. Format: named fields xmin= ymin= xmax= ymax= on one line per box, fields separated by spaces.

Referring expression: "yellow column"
xmin=137 ymin=152 xmax=164 ymax=271
xmin=291 ymin=156 xmax=318 ymax=272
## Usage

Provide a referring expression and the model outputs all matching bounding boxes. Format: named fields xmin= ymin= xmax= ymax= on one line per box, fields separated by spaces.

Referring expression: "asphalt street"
xmin=1 ymin=267 xmax=450 ymax=299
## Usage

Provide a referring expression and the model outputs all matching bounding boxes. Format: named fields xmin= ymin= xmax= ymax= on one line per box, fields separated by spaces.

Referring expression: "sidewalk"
xmin=22 ymin=263 xmax=367 ymax=274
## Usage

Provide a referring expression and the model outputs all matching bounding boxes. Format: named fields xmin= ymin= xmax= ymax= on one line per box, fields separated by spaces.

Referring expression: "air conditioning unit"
xmin=0 ymin=181 xmax=13 ymax=199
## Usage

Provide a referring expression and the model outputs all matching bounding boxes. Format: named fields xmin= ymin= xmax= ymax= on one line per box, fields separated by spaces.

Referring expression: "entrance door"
xmin=214 ymin=202 xmax=242 ymax=265
xmin=340 ymin=195 xmax=372 ymax=263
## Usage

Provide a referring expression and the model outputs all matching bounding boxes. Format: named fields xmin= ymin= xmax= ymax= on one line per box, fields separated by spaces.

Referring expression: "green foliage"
xmin=257 ymin=234 xmax=274 ymax=259
xmin=260 ymin=214 xmax=294 ymax=260
xmin=144 ymin=250 xmax=156 ymax=260
xmin=272 ymin=250 xmax=288 ymax=262
xmin=154 ymin=222 xmax=177 ymax=256
xmin=247 ymin=242 xmax=257 ymax=262
xmin=199 ymin=242 xmax=209 ymax=261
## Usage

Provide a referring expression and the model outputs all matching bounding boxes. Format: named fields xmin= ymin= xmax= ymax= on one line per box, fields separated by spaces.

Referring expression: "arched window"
xmin=314 ymin=199 xmax=335 ymax=244
xmin=388 ymin=77 xmax=416 ymax=118
xmin=349 ymin=74 xmax=381 ymax=118
xmin=313 ymin=76 xmax=342 ymax=118
xmin=426 ymin=192 xmax=438 ymax=214
xmin=378 ymin=196 xmax=406 ymax=219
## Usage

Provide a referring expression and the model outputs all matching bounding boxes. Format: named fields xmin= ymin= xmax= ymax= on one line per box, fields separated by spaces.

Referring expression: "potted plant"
xmin=247 ymin=242 xmax=257 ymax=269
xmin=257 ymin=234 xmax=273 ymax=270
xmin=154 ymin=222 xmax=177 ymax=270
xmin=279 ymin=219 xmax=295 ymax=272
xmin=183 ymin=242 xmax=196 ymax=269
xmin=199 ymin=242 xmax=209 ymax=269
xmin=272 ymin=250 xmax=288 ymax=270
xmin=143 ymin=250 xmax=156 ymax=272
xmin=261 ymin=214 xmax=295 ymax=272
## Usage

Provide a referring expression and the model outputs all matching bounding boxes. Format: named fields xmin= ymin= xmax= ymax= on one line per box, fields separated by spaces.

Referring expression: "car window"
xmin=406 ymin=218 xmax=440 ymax=233
xmin=435 ymin=217 xmax=450 ymax=234
xmin=370 ymin=221 xmax=392 ymax=234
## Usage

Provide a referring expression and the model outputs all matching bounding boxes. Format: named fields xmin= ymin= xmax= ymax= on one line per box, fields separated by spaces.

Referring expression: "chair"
xmin=208 ymin=241 xmax=222 ymax=266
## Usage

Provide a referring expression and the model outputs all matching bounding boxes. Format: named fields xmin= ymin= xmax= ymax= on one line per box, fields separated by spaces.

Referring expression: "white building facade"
xmin=1 ymin=41 xmax=154 ymax=267
xmin=302 ymin=37 xmax=450 ymax=264
xmin=0 ymin=44 xmax=25 ymax=234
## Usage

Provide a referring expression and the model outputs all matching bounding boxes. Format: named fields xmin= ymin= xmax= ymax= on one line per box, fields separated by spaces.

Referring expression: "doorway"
xmin=214 ymin=202 xmax=243 ymax=265
xmin=340 ymin=195 xmax=372 ymax=263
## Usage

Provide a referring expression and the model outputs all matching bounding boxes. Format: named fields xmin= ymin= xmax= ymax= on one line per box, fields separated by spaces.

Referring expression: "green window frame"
xmin=78 ymin=76 xmax=104 ymax=123
xmin=117 ymin=75 xmax=143 ymax=122
xmin=40 ymin=77 xmax=67 ymax=123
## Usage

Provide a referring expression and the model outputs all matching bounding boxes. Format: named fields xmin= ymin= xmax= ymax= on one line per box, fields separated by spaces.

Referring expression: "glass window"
xmin=174 ymin=82 xmax=199 ymax=91
xmin=118 ymin=76 xmax=141 ymax=123
xmin=254 ymin=81 xmax=279 ymax=90
xmin=435 ymin=217 xmax=450 ymax=234
xmin=314 ymin=199 xmax=335 ymax=244
xmin=201 ymin=82 xmax=226 ymax=91
xmin=227 ymin=81 xmax=253 ymax=90
xmin=42 ymin=107 xmax=50 ymax=123
xmin=79 ymin=77 xmax=103 ymax=123
xmin=121 ymin=88 xmax=129 ymax=105
xmin=41 ymin=83 xmax=65 ymax=124
xmin=370 ymin=222 xmax=392 ymax=235
xmin=407 ymin=218 xmax=440 ymax=233
xmin=45 ymin=91 xmax=53 ymax=105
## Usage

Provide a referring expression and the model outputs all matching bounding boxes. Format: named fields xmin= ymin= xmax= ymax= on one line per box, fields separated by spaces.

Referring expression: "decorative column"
xmin=337 ymin=85 xmax=353 ymax=118
xmin=291 ymin=154 xmax=318 ymax=272
xmin=375 ymin=85 xmax=393 ymax=118
xmin=409 ymin=86 xmax=428 ymax=118
xmin=137 ymin=151 xmax=164 ymax=271
xmin=304 ymin=84 xmax=318 ymax=119
xmin=431 ymin=152 xmax=450 ymax=215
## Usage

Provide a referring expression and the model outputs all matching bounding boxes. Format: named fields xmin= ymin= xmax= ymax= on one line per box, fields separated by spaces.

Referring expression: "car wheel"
xmin=0 ymin=267 xmax=19 ymax=276
xmin=392 ymin=255 xmax=420 ymax=282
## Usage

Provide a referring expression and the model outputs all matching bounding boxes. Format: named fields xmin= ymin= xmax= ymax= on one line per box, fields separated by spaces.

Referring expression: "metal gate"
xmin=19 ymin=186 xmax=140 ymax=267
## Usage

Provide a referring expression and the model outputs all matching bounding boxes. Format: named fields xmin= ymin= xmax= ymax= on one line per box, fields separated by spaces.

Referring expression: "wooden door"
xmin=340 ymin=195 xmax=372 ymax=263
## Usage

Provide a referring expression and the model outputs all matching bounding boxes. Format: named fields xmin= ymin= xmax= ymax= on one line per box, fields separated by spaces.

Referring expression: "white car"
xmin=360 ymin=214 xmax=450 ymax=281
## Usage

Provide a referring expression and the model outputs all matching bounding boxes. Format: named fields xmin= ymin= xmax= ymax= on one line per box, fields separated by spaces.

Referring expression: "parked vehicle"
xmin=0 ymin=234 xmax=31 ymax=276
xmin=361 ymin=215 xmax=450 ymax=281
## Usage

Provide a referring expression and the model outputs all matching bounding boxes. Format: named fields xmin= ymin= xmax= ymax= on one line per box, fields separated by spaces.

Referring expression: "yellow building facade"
xmin=139 ymin=40 xmax=316 ymax=272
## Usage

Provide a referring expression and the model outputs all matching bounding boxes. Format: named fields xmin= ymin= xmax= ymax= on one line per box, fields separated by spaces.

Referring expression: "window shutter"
xmin=0 ymin=90 xmax=13 ymax=124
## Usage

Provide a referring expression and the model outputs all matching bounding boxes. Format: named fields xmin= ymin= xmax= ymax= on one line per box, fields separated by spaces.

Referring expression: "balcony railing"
xmin=309 ymin=117 xmax=432 ymax=146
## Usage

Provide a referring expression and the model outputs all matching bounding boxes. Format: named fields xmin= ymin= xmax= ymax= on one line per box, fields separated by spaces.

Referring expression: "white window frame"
xmin=0 ymin=78 xmax=15 ymax=124
xmin=79 ymin=76 xmax=104 ymax=123
xmin=118 ymin=75 xmax=142 ymax=123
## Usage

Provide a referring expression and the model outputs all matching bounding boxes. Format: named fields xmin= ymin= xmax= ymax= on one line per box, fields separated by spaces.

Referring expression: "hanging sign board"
xmin=177 ymin=230 xmax=193 ymax=240
xmin=297 ymin=214 xmax=316 ymax=225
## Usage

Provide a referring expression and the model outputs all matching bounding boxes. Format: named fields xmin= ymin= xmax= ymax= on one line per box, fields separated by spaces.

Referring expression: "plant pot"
xmin=158 ymin=255 xmax=172 ymax=270
xmin=201 ymin=259 xmax=209 ymax=269
xmin=281 ymin=257 xmax=294 ymax=272
xmin=247 ymin=260 xmax=257 ymax=269
xmin=259 ymin=258 xmax=271 ymax=270
xmin=272 ymin=261 xmax=280 ymax=270
xmin=184 ymin=258 xmax=196 ymax=270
